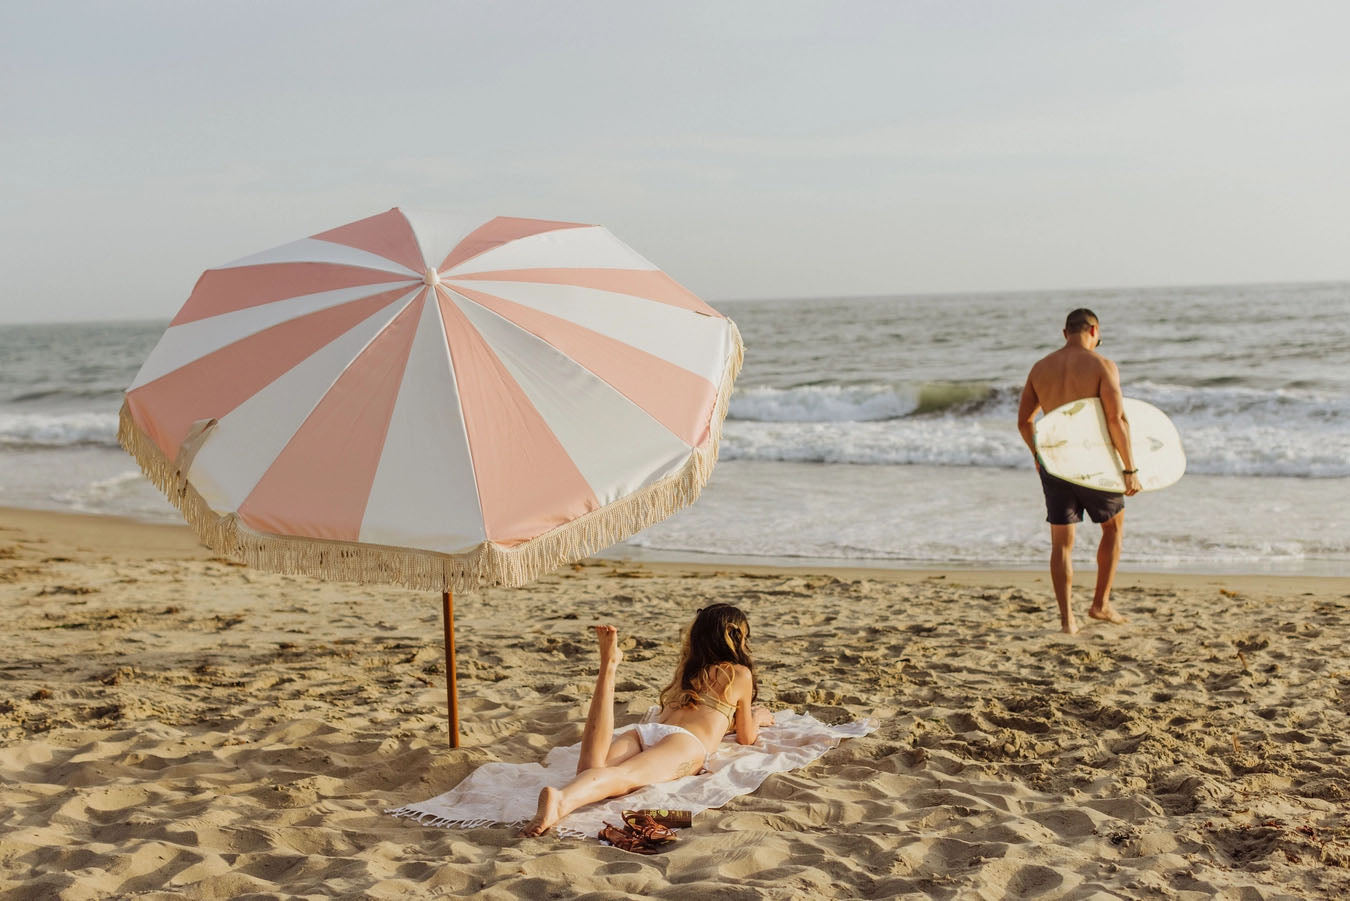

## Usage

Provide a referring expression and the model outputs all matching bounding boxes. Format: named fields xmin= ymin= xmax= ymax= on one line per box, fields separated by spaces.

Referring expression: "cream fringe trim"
xmin=119 ymin=320 xmax=744 ymax=593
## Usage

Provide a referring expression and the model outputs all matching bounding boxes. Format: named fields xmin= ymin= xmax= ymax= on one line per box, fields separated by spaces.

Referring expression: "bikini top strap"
xmin=693 ymin=691 xmax=736 ymax=722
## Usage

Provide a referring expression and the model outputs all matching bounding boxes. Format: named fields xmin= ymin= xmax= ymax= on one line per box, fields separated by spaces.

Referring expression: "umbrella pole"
xmin=441 ymin=590 xmax=460 ymax=749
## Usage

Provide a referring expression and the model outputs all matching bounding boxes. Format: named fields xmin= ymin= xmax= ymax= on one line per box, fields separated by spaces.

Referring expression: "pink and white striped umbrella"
xmin=120 ymin=209 xmax=742 ymax=591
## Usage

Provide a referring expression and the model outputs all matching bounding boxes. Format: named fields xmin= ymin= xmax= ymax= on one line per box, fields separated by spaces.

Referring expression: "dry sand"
xmin=1 ymin=506 xmax=1348 ymax=900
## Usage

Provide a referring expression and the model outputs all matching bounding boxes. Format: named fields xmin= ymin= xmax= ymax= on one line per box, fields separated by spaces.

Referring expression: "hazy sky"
xmin=2 ymin=1 xmax=1348 ymax=323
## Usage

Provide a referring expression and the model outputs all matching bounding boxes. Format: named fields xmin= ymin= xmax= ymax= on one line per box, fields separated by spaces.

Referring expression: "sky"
xmin=2 ymin=0 xmax=1348 ymax=324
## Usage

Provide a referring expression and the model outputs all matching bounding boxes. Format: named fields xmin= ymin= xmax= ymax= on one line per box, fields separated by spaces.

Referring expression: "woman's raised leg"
xmin=576 ymin=625 xmax=623 ymax=773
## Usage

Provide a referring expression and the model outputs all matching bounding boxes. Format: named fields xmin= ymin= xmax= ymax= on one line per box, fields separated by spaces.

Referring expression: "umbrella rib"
xmin=442 ymin=285 xmax=718 ymax=447
xmin=433 ymin=285 xmax=599 ymax=547
xmin=428 ymin=284 xmax=491 ymax=537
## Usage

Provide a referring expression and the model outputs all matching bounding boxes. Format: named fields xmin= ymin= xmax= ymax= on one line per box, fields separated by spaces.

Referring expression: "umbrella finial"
xmin=424 ymin=268 xmax=441 ymax=287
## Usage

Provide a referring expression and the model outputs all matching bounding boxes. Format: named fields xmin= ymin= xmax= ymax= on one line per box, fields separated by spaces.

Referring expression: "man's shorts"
xmin=1038 ymin=467 xmax=1124 ymax=525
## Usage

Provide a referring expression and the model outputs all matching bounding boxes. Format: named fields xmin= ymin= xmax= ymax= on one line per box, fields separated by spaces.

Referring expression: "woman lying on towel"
xmin=520 ymin=603 xmax=774 ymax=836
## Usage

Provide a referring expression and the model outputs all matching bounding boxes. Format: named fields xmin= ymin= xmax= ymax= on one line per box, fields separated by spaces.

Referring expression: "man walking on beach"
xmin=1017 ymin=309 xmax=1141 ymax=634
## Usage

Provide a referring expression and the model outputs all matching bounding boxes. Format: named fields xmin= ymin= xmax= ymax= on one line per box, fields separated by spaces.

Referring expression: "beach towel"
xmin=388 ymin=710 xmax=877 ymax=839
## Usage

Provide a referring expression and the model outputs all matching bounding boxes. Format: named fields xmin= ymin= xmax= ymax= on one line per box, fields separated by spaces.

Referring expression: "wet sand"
xmin=1 ymin=506 xmax=1347 ymax=899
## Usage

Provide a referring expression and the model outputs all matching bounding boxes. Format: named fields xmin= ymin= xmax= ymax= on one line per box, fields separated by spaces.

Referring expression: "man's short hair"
xmin=1065 ymin=308 xmax=1099 ymax=333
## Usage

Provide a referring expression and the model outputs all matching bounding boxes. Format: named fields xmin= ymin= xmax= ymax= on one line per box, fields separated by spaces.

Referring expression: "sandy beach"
xmin=1 ymin=506 xmax=1347 ymax=899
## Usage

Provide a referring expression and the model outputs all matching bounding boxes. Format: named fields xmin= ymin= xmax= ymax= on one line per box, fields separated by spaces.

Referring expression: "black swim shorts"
xmin=1038 ymin=466 xmax=1124 ymax=525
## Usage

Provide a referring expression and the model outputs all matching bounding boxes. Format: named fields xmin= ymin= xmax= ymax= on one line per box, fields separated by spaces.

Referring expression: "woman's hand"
xmin=752 ymin=705 xmax=774 ymax=727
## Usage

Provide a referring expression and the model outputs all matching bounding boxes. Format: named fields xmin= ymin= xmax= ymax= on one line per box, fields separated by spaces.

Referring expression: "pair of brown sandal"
xmin=598 ymin=811 xmax=681 ymax=854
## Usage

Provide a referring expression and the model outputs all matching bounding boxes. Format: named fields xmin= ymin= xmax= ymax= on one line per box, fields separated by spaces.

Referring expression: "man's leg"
xmin=1089 ymin=512 xmax=1127 ymax=624
xmin=1049 ymin=523 xmax=1078 ymax=634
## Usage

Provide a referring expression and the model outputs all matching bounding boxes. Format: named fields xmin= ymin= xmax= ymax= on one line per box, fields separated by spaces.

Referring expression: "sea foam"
xmin=0 ymin=411 xmax=120 ymax=448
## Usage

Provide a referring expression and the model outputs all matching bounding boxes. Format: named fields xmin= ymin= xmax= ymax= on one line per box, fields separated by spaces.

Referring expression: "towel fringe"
xmin=384 ymin=806 xmax=588 ymax=838
xmin=385 ymin=807 xmax=496 ymax=829
xmin=118 ymin=321 xmax=744 ymax=593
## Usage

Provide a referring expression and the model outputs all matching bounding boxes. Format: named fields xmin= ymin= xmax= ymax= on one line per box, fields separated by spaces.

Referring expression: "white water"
xmin=621 ymin=462 xmax=1349 ymax=576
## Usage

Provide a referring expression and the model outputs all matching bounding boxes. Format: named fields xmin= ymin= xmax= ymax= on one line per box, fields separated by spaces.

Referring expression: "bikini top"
xmin=691 ymin=691 xmax=736 ymax=724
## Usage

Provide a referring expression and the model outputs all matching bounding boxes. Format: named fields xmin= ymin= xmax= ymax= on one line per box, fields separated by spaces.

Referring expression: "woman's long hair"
xmin=659 ymin=603 xmax=758 ymax=709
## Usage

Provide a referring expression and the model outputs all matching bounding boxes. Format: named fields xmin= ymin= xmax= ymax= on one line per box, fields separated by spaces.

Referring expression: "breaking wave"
xmin=0 ymin=411 xmax=120 ymax=448
xmin=721 ymin=380 xmax=1349 ymax=477
xmin=728 ymin=381 xmax=1006 ymax=422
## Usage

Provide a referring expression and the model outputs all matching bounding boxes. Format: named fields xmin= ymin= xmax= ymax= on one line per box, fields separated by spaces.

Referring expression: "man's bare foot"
xmin=1061 ymin=619 xmax=1081 ymax=635
xmin=519 ymin=786 xmax=562 ymax=837
xmin=1088 ymin=607 xmax=1128 ymax=625
xmin=595 ymin=624 xmax=623 ymax=668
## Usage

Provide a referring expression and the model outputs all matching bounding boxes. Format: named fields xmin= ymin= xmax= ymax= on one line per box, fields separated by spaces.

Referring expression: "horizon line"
xmin=2 ymin=276 xmax=1346 ymax=326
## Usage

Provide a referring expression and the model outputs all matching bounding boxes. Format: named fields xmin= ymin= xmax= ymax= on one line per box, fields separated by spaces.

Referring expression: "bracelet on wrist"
xmin=1122 ymin=469 xmax=1138 ymax=475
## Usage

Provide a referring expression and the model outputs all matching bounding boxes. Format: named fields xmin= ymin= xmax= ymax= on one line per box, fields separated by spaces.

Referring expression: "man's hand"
xmin=1123 ymin=472 xmax=1142 ymax=496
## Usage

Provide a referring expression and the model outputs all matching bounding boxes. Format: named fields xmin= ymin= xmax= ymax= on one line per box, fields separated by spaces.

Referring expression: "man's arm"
xmin=1099 ymin=360 xmax=1142 ymax=496
xmin=1017 ymin=377 xmax=1041 ymax=464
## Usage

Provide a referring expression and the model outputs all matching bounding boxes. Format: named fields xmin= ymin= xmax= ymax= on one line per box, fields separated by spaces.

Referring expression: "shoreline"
xmin=3 ymin=505 xmax=1343 ymax=590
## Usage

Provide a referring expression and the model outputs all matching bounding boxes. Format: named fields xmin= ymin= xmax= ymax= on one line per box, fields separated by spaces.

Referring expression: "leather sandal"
xmin=621 ymin=811 xmax=678 ymax=844
xmin=599 ymin=821 xmax=663 ymax=854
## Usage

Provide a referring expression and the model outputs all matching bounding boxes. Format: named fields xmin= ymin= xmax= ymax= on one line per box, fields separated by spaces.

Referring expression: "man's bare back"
xmin=1024 ymin=344 xmax=1118 ymax=416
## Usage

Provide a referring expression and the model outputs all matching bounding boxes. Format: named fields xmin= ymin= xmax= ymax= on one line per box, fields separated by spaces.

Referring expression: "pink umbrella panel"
xmin=120 ymin=209 xmax=743 ymax=593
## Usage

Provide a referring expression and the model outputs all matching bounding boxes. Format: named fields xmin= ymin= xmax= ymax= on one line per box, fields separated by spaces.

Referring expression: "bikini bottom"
xmin=631 ymin=722 xmax=709 ymax=773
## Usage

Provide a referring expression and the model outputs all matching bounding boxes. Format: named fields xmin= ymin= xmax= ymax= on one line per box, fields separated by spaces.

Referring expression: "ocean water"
xmin=2 ymin=283 xmax=1347 ymax=574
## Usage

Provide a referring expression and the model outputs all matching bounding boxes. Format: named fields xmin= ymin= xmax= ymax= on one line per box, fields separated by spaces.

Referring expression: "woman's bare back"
xmin=657 ymin=664 xmax=754 ymax=751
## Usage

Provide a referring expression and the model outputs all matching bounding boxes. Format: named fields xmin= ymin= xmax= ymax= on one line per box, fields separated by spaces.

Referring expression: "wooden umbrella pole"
xmin=441 ymin=590 xmax=460 ymax=749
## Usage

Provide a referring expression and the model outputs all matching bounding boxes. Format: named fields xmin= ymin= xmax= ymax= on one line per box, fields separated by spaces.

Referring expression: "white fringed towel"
xmin=388 ymin=710 xmax=877 ymax=839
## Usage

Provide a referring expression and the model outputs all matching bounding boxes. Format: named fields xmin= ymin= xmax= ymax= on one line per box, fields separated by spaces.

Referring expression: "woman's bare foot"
xmin=595 ymin=624 xmax=623 ymax=668
xmin=1061 ymin=619 xmax=1081 ymax=635
xmin=1088 ymin=606 xmax=1128 ymax=625
xmin=519 ymin=786 xmax=563 ymax=837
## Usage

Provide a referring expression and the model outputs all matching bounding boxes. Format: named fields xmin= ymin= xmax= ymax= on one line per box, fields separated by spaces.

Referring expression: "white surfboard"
xmin=1034 ymin=397 xmax=1185 ymax=493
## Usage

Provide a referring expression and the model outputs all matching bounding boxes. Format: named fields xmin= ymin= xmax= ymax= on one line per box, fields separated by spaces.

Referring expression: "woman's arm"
xmin=731 ymin=666 xmax=772 ymax=745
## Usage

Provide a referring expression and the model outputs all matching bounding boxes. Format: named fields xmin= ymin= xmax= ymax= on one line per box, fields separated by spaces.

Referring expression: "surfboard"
xmin=1034 ymin=397 xmax=1185 ymax=493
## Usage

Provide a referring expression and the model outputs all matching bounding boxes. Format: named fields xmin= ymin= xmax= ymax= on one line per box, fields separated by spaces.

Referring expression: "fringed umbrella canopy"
xmin=121 ymin=208 xmax=742 ymax=592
